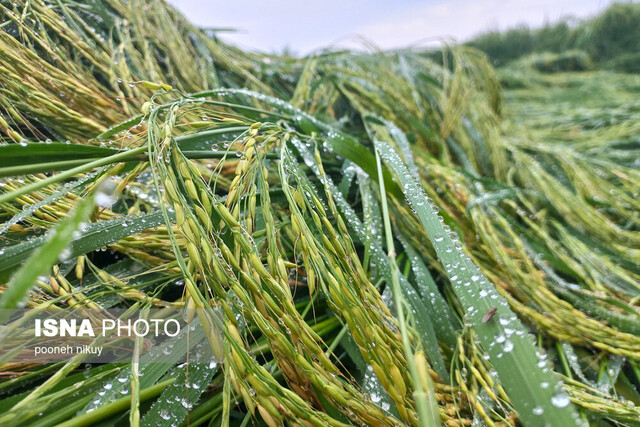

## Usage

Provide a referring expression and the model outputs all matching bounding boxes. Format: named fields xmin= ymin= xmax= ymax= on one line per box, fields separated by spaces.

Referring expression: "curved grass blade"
xmin=358 ymin=165 xmax=458 ymax=349
xmin=0 ymin=195 xmax=94 ymax=322
xmin=55 ymin=379 xmax=174 ymax=427
xmin=0 ymin=145 xmax=147 ymax=205
xmin=0 ymin=211 xmax=170 ymax=282
xmin=93 ymin=115 xmax=144 ymax=141
xmin=376 ymin=146 xmax=441 ymax=427
xmin=399 ymin=236 xmax=459 ymax=347
xmin=77 ymin=309 xmax=207 ymax=415
xmin=374 ymin=139 xmax=582 ymax=426
xmin=140 ymin=362 xmax=217 ymax=426
xmin=0 ymin=364 xmax=119 ymax=412
xmin=0 ymin=142 xmax=119 ymax=168
xmin=129 ymin=309 xmax=146 ymax=427
xmin=174 ymin=126 xmax=248 ymax=151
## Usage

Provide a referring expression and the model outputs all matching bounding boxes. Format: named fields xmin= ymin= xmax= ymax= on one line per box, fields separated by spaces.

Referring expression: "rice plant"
xmin=0 ymin=1 xmax=639 ymax=426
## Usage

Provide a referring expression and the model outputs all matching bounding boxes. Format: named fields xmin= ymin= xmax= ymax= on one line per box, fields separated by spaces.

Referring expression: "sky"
xmin=167 ymin=0 xmax=611 ymax=54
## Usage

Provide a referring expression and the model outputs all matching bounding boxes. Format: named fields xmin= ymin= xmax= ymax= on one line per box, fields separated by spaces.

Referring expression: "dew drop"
xmin=551 ymin=392 xmax=570 ymax=408
xmin=503 ymin=339 xmax=514 ymax=352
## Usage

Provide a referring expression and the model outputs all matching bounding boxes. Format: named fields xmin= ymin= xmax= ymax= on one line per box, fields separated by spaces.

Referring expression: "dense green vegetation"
xmin=468 ymin=1 xmax=640 ymax=70
xmin=0 ymin=1 xmax=639 ymax=426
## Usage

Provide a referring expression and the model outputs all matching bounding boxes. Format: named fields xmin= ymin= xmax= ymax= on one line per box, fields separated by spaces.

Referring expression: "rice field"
xmin=0 ymin=1 xmax=639 ymax=426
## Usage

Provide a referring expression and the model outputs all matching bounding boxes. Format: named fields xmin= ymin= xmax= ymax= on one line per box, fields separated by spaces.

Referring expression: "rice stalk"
xmin=1 ymin=1 xmax=639 ymax=426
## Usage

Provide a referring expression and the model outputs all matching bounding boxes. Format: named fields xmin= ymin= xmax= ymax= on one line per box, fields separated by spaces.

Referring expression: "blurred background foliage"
xmin=467 ymin=1 xmax=640 ymax=72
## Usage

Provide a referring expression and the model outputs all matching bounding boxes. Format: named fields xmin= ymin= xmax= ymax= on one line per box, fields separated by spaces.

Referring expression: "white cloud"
xmin=168 ymin=0 xmax=611 ymax=54
xmin=167 ymin=0 xmax=386 ymax=53
xmin=353 ymin=0 xmax=608 ymax=50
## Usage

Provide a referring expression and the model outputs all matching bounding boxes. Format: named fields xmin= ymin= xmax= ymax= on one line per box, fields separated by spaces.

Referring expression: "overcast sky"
xmin=168 ymin=0 xmax=612 ymax=54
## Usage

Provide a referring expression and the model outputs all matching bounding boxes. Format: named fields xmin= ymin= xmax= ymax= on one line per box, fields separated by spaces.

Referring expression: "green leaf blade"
xmin=375 ymin=140 xmax=582 ymax=426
